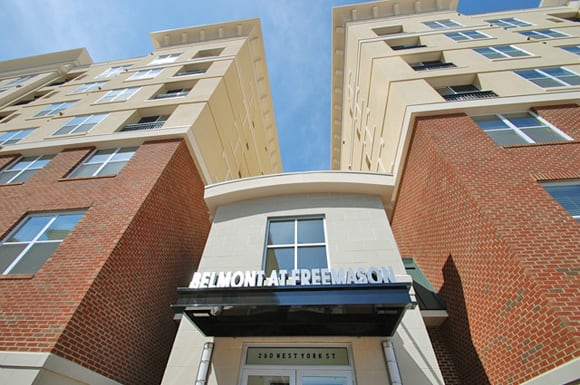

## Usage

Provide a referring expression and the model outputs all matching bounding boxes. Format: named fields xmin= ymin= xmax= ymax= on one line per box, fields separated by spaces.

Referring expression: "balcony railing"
xmin=412 ymin=62 xmax=457 ymax=71
xmin=121 ymin=121 xmax=166 ymax=132
xmin=392 ymin=44 xmax=426 ymax=50
xmin=443 ymin=90 xmax=497 ymax=102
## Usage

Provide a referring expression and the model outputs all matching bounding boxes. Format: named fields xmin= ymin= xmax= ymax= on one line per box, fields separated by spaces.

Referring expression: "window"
xmin=486 ymin=18 xmax=531 ymax=28
xmin=96 ymin=87 xmax=140 ymax=103
xmin=0 ymin=211 xmax=85 ymax=275
xmin=0 ymin=154 xmax=54 ymax=184
xmin=423 ymin=19 xmax=462 ymax=29
xmin=411 ymin=60 xmax=456 ymax=71
xmin=519 ymin=29 xmax=569 ymax=39
xmin=127 ymin=68 xmax=163 ymax=80
xmin=33 ymin=101 xmax=76 ymax=117
xmin=445 ymin=30 xmax=489 ymax=41
xmin=264 ymin=217 xmax=328 ymax=275
xmin=95 ymin=65 xmax=131 ymax=79
xmin=148 ymin=53 xmax=181 ymax=66
xmin=473 ymin=45 xmax=531 ymax=59
xmin=0 ymin=128 xmax=35 ymax=145
xmin=52 ymin=113 xmax=108 ymax=136
xmin=436 ymin=85 xmax=497 ymax=101
xmin=0 ymin=75 xmax=33 ymax=88
xmin=472 ymin=112 xmax=572 ymax=145
xmin=69 ymin=146 xmax=138 ymax=178
xmin=70 ymin=82 xmax=106 ymax=94
xmin=154 ymin=88 xmax=190 ymax=99
xmin=515 ymin=67 xmax=580 ymax=87
xmin=560 ymin=45 xmax=580 ymax=55
xmin=542 ymin=181 xmax=580 ymax=221
xmin=121 ymin=115 xmax=168 ymax=131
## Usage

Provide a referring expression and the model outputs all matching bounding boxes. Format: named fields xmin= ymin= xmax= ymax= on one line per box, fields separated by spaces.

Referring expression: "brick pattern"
xmin=0 ymin=139 xmax=210 ymax=385
xmin=427 ymin=326 xmax=461 ymax=385
xmin=391 ymin=105 xmax=580 ymax=385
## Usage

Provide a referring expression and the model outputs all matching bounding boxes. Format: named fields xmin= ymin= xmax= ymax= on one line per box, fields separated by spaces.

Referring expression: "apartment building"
xmin=332 ymin=0 xmax=579 ymax=384
xmin=0 ymin=19 xmax=280 ymax=385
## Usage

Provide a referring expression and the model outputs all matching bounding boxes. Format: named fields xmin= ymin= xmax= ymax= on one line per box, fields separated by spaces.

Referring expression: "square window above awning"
xmin=173 ymin=284 xmax=414 ymax=337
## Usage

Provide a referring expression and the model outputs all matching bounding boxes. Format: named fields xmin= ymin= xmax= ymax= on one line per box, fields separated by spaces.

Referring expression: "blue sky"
xmin=0 ymin=0 xmax=539 ymax=172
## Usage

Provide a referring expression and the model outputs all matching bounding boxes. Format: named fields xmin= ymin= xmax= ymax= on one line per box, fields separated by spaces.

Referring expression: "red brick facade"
xmin=0 ymin=139 xmax=210 ymax=384
xmin=391 ymin=105 xmax=580 ymax=385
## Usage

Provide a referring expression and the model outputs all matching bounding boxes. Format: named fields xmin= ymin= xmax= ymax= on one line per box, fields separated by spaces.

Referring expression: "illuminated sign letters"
xmin=189 ymin=266 xmax=397 ymax=289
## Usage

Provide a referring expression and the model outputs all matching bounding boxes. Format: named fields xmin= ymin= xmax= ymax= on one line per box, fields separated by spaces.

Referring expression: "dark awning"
xmin=172 ymin=284 xmax=414 ymax=337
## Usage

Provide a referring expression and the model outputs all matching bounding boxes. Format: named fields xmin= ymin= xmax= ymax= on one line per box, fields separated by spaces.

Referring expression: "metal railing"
xmin=413 ymin=62 xmax=457 ymax=71
xmin=443 ymin=90 xmax=497 ymax=102
xmin=121 ymin=121 xmax=166 ymax=131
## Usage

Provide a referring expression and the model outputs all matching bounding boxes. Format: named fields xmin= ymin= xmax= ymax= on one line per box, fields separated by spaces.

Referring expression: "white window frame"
xmin=127 ymin=68 xmax=163 ymax=81
xmin=423 ymin=19 xmax=462 ymax=29
xmin=148 ymin=53 xmax=181 ymax=66
xmin=486 ymin=17 xmax=532 ymax=28
xmin=70 ymin=82 xmax=106 ymax=94
xmin=0 ymin=211 xmax=85 ymax=275
xmin=473 ymin=45 xmax=532 ymax=59
xmin=33 ymin=101 xmax=76 ymax=117
xmin=515 ymin=67 xmax=580 ymax=88
xmin=263 ymin=217 xmax=329 ymax=273
xmin=95 ymin=65 xmax=131 ymax=79
xmin=472 ymin=112 xmax=572 ymax=145
xmin=68 ymin=146 xmax=138 ymax=178
xmin=0 ymin=75 xmax=33 ymax=89
xmin=52 ymin=113 xmax=108 ymax=136
xmin=519 ymin=29 xmax=569 ymax=39
xmin=0 ymin=128 xmax=35 ymax=145
xmin=0 ymin=154 xmax=54 ymax=184
xmin=445 ymin=30 xmax=490 ymax=41
xmin=96 ymin=87 xmax=140 ymax=103
xmin=542 ymin=180 xmax=580 ymax=221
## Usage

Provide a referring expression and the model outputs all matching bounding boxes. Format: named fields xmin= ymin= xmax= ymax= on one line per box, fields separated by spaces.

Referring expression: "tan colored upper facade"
xmin=331 ymin=0 xmax=579 ymax=214
xmin=0 ymin=19 xmax=281 ymax=184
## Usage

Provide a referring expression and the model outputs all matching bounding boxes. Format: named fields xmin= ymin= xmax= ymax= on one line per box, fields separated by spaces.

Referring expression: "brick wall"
xmin=391 ymin=105 xmax=580 ymax=385
xmin=0 ymin=139 xmax=210 ymax=384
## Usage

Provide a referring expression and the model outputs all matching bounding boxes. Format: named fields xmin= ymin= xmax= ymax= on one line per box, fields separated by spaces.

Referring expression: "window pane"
xmin=545 ymin=184 xmax=580 ymax=218
xmin=485 ymin=130 xmax=528 ymax=145
xmin=559 ymin=75 xmax=580 ymax=86
xmin=111 ymin=147 xmax=137 ymax=161
xmin=297 ymin=246 xmax=327 ymax=269
xmin=265 ymin=248 xmax=294 ymax=273
xmin=473 ymin=116 xmax=509 ymax=131
xmin=89 ymin=148 xmax=116 ymax=163
xmin=9 ymin=242 xmax=60 ymax=274
xmin=70 ymin=164 xmax=100 ymax=178
xmin=268 ymin=221 xmax=294 ymax=245
xmin=0 ymin=244 xmax=27 ymax=273
xmin=297 ymin=218 xmax=325 ymax=243
xmin=0 ymin=170 xmax=19 ymax=184
xmin=505 ymin=113 xmax=541 ymax=128
xmin=529 ymin=78 xmax=562 ymax=88
xmin=8 ymin=216 xmax=52 ymax=242
xmin=39 ymin=214 xmax=83 ymax=241
xmin=10 ymin=157 xmax=35 ymax=170
xmin=11 ymin=169 xmax=37 ymax=183
xmin=522 ymin=127 xmax=566 ymax=142
xmin=247 ymin=375 xmax=290 ymax=385
xmin=98 ymin=162 xmax=126 ymax=176
xmin=302 ymin=376 xmax=348 ymax=385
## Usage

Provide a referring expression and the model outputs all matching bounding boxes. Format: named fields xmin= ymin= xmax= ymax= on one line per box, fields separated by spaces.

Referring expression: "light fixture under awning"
xmin=172 ymin=284 xmax=414 ymax=337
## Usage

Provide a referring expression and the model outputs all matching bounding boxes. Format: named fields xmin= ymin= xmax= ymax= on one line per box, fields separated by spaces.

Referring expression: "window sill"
xmin=45 ymin=131 xmax=89 ymax=140
xmin=0 ymin=274 xmax=34 ymax=280
xmin=489 ymin=55 xmax=540 ymax=62
xmin=502 ymin=139 xmax=579 ymax=149
xmin=0 ymin=182 xmax=24 ymax=187
xmin=59 ymin=174 xmax=117 ymax=182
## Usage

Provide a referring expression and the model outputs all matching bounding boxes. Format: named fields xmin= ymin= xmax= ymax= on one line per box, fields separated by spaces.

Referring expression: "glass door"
xmin=243 ymin=369 xmax=295 ymax=385
xmin=298 ymin=370 xmax=353 ymax=385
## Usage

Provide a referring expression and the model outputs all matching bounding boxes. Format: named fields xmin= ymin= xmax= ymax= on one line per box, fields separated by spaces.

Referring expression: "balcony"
xmin=412 ymin=61 xmax=457 ymax=71
xmin=121 ymin=115 xmax=168 ymax=131
xmin=392 ymin=44 xmax=426 ymax=50
xmin=437 ymin=85 xmax=497 ymax=102
xmin=442 ymin=90 xmax=497 ymax=102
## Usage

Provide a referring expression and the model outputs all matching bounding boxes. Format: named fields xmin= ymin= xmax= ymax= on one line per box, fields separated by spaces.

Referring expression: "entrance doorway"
xmin=243 ymin=369 xmax=353 ymax=385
